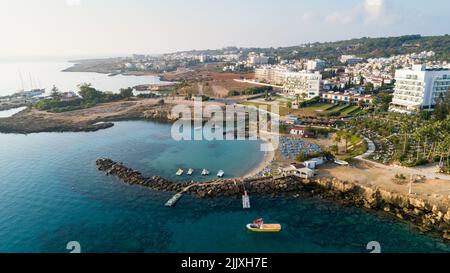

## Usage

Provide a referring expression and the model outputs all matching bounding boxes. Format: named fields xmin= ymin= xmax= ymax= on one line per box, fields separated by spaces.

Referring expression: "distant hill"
xmin=273 ymin=35 xmax=450 ymax=61
xmin=178 ymin=35 xmax=450 ymax=63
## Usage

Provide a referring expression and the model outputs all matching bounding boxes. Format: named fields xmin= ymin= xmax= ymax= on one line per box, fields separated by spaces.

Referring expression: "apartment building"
xmin=254 ymin=66 xmax=288 ymax=85
xmin=307 ymin=59 xmax=326 ymax=71
xmin=247 ymin=52 xmax=269 ymax=66
xmin=321 ymin=91 xmax=373 ymax=106
xmin=255 ymin=67 xmax=322 ymax=98
xmin=389 ymin=64 xmax=450 ymax=113
xmin=283 ymin=71 xmax=322 ymax=99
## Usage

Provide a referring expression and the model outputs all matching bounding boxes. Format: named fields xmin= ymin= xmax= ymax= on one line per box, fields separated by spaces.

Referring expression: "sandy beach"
xmin=244 ymin=142 xmax=275 ymax=178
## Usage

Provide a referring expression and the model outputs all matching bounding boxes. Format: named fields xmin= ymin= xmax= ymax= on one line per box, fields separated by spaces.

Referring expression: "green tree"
xmin=364 ymin=82 xmax=374 ymax=93
xmin=50 ymin=85 xmax=62 ymax=100
xmin=119 ymin=87 xmax=134 ymax=99
xmin=374 ymin=92 xmax=393 ymax=112
xmin=78 ymin=83 xmax=104 ymax=103
xmin=434 ymin=91 xmax=450 ymax=120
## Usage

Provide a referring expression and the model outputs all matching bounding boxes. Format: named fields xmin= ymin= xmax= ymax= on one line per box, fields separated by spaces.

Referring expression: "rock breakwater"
xmin=96 ymin=158 xmax=450 ymax=240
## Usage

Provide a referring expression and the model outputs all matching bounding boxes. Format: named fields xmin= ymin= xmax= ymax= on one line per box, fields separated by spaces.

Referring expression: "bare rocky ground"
xmin=0 ymin=97 xmax=224 ymax=134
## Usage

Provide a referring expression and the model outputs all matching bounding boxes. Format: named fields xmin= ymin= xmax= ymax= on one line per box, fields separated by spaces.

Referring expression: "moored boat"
xmin=187 ymin=168 xmax=194 ymax=176
xmin=217 ymin=170 xmax=225 ymax=178
xmin=201 ymin=169 xmax=209 ymax=176
xmin=176 ymin=169 xmax=184 ymax=176
xmin=246 ymin=218 xmax=281 ymax=233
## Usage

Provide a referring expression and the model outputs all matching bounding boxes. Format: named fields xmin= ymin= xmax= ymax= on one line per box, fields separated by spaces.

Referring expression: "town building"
xmin=199 ymin=54 xmax=210 ymax=63
xmin=340 ymin=55 xmax=363 ymax=65
xmin=321 ymin=91 xmax=373 ymax=106
xmin=247 ymin=52 xmax=269 ymax=66
xmin=307 ymin=59 xmax=326 ymax=71
xmin=389 ymin=64 xmax=450 ymax=113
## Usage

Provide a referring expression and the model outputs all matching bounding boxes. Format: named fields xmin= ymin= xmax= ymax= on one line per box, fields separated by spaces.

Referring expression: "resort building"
xmin=254 ymin=66 xmax=288 ymax=85
xmin=283 ymin=71 xmax=322 ymax=99
xmin=255 ymin=67 xmax=322 ymax=99
xmin=389 ymin=64 xmax=450 ymax=113
xmin=321 ymin=91 xmax=373 ymax=106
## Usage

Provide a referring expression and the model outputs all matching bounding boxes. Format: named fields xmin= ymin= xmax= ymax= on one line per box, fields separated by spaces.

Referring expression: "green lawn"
xmin=305 ymin=103 xmax=336 ymax=111
xmin=239 ymin=101 xmax=290 ymax=116
xmin=295 ymin=103 xmax=364 ymax=117
xmin=341 ymin=106 xmax=360 ymax=115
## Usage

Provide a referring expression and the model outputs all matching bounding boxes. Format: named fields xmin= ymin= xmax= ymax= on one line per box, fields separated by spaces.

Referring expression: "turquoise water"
xmin=0 ymin=121 xmax=449 ymax=253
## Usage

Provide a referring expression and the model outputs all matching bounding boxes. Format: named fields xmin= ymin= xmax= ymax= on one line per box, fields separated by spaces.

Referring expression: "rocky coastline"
xmin=97 ymin=158 xmax=450 ymax=241
xmin=0 ymin=102 xmax=177 ymax=134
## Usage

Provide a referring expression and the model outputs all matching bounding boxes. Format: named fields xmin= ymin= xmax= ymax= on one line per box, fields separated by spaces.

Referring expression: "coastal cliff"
xmin=96 ymin=158 xmax=450 ymax=241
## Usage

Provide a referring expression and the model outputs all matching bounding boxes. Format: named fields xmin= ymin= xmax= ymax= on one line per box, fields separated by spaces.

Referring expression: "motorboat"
xmin=176 ymin=169 xmax=184 ymax=176
xmin=246 ymin=218 xmax=281 ymax=233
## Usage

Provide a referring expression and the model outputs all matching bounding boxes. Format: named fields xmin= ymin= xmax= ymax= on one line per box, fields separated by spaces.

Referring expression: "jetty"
xmin=242 ymin=191 xmax=251 ymax=209
xmin=96 ymin=158 xmax=450 ymax=241
xmin=165 ymin=193 xmax=183 ymax=207
xmin=165 ymin=183 xmax=199 ymax=207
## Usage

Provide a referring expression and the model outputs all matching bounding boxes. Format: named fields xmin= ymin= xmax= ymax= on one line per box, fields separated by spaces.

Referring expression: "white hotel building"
xmin=255 ymin=67 xmax=322 ymax=99
xmin=283 ymin=71 xmax=322 ymax=99
xmin=390 ymin=64 xmax=450 ymax=113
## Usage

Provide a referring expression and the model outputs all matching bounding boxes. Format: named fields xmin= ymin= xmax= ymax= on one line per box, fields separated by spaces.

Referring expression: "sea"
xmin=0 ymin=60 xmax=450 ymax=253
xmin=0 ymin=58 xmax=164 ymax=96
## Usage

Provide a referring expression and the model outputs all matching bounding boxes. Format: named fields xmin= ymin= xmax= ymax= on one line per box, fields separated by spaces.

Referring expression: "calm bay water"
xmin=0 ymin=60 xmax=164 ymax=96
xmin=0 ymin=121 xmax=449 ymax=253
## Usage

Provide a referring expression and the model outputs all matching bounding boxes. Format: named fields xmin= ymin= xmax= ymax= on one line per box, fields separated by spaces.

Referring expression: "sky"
xmin=0 ymin=0 xmax=449 ymax=58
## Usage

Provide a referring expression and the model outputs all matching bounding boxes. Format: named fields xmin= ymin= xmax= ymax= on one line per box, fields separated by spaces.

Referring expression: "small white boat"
xmin=176 ymin=169 xmax=184 ymax=176
xmin=217 ymin=170 xmax=225 ymax=178
xmin=187 ymin=168 xmax=194 ymax=176
xmin=201 ymin=169 xmax=209 ymax=176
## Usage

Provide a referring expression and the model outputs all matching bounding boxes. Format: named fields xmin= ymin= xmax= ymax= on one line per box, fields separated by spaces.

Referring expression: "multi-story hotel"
xmin=255 ymin=67 xmax=322 ymax=99
xmin=390 ymin=64 xmax=450 ymax=113
xmin=254 ymin=66 xmax=288 ymax=85
xmin=283 ymin=71 xmax=322 ymax=99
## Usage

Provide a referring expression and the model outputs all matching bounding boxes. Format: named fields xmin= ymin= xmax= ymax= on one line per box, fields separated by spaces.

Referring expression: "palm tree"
xmin=334 ymin=131 xmax=342 ymax=154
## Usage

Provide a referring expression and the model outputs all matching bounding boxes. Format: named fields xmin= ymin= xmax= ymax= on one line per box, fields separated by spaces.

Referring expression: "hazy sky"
xmin=1 ymin=0 xmax=449 ymax=57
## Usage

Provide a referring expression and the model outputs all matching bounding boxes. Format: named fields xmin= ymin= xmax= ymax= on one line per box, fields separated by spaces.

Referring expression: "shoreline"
xmin=97 ymin=158 xmax=450 ymax=241
xmin=244 ymin=141 xmax=275 ymax=179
